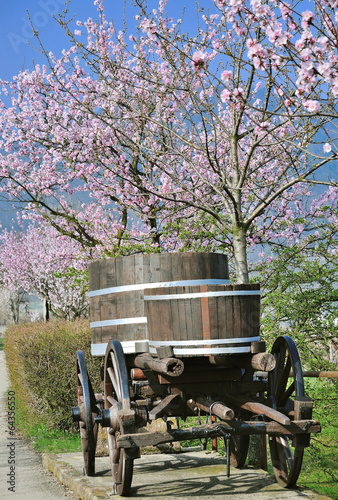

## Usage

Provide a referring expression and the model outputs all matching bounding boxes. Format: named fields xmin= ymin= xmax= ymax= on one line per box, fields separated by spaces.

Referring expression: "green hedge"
xmin=4 ymin=319 xmax=102 ymax=431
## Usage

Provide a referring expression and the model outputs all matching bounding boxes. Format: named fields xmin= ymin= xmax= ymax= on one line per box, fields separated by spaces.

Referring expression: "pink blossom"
xmin=302 ymin=10 xmax=314 ymax=23
xmin=323 ymin=143 xmax=332 ymax=153
xmin=303 ymin=100 xmax=320 ymax=112
xmin=233 ymin=87 xmax=244 ymax=97
xmin=192 ymin=50 xmax=208 ymax=70
xmin=221 ymin=89 xmax=231 ymax=102
xmin=221 ymin=70 xmax=232 ymax=82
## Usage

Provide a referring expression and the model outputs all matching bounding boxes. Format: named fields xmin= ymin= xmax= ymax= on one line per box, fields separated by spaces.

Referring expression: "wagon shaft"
xmin=117 ymin=420 xmax=321 ymax=449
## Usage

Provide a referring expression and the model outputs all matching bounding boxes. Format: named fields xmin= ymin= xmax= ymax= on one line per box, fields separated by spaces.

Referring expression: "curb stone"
xmin=42 ymin=454 xmax=115 ymax=500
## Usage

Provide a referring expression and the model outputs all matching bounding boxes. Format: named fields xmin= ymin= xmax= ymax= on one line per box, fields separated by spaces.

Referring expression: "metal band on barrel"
xmin=148 ymin=336 xmax=260 ymax=347
xmin=91 ymin=340 xmax=149 ymax=356
xmin=90 ymin=317 xmax=147 ymax=329
xmin=144 ymin=290 xmax=260 ymax=300
xmin=148 ymin=337 xmax=260 ymax=355
xmin=150 ymin=346 xmax=252 ymax=355
xmin=89 ymin=279 xmax=230 ymax=298
xmin=91 ymin=336 xmax=260 ymax=356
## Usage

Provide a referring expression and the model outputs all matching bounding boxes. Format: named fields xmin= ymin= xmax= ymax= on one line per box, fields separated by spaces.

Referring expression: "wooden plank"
xmin=208 ymin=286 xmax=218 ymax=341
xmin=177 ymin=287 xmax=188 ymax=341
xmin=106 ymin=255 xmax=117 ymax=288
xmin=169 ymin=290 xmax=179 ymax=342
xmin=249 ymin=284 xmax=260 ymax=336
xmin=225 ymin=284 xmax=234 ymax=339
xmin=191 ymin=286 xmax=203 ymax=341
xmin=223 ymin=393 xmax=291 ymax=425
xmin=149 ymin=253 xmax=161 ymax=283
xmin=185 ymin=286 xmax=193 ymax=342
xmin=168 ymin=287 xmax=179 ymax=342
xmin=232 ymin=284 xmax=241 ymax=339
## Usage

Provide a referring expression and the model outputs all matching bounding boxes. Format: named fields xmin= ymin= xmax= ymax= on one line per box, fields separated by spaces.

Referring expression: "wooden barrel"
xmin=144 ymin=283 xmax=261 ymax=356
xmin=88 ymin=253 xmax=229 ymax=356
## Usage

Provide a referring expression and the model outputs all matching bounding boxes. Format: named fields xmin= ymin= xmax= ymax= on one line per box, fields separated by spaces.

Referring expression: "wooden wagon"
xmin=71 ymin=253 xmax=320 ymax=496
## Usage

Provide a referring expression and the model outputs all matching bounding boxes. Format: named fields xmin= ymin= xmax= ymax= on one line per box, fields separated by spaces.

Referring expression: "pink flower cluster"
xmin=0 ymin=0 xmax=335 ymax=283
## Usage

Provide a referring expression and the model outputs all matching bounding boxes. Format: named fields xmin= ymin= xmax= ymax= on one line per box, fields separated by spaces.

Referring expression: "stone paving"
xmin=43 ymin=450 xmax=332 ymax=500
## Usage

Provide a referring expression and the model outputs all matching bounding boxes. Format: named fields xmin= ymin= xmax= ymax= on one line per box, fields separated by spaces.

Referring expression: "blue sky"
xmin=0 ymin=0 xmax=192 ymax=82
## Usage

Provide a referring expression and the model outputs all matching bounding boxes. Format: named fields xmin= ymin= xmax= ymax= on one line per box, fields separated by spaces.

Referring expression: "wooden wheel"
xmin=104 ymin=340 xmax=135 ymax=496
xmin=72 ymin=350 xmax=99 ymax=476
xmin=229 ymin=434 xmax=250 ymax=468
xmin=268 ymin=336 xmax=305 ymax=487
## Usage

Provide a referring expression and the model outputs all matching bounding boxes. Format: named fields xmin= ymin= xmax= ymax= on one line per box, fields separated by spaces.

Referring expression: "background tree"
xmin=0 ymin=0 xmax=336 ymax=284
xmin=0 ymin=221 xmax=89 ymax=320
xmin=0 ymin=286 xmax=29 ymax=325
xmin=255 ymin=210 xmax=338 ymax=368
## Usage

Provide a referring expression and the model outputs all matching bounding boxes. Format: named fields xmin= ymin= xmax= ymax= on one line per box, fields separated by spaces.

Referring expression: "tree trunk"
xmin=233 ymin=224 xmax=263 ymax=465
xmin=9 ymin=297 xmax=20 ymax=324
xmin=44 ymin=297 xmax=50 ymax=322
xmin=232 ymin=225 xmax=249 ymax=284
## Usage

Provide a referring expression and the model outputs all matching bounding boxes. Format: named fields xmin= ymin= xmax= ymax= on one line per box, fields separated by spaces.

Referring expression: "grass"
xmin=13 ymin=396 xmax=82 ymax=454
xmin=296 ymin=379 xmax=338 ymax=500
xmin=297 ymin=428 xmax=338 ymax=499
xmin=0 ymin=337 xmax=4 ymax=350
xmin=299 ymin=378 xmax=337 ymax=499
xmin=23 ymin=425 xmax=82 ymax=453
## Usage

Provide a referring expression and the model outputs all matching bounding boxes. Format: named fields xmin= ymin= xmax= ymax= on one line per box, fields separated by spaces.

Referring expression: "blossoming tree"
xmin=0 ymin=0 xmax=337 ymax=283
xmin=0 ymin=221 xmax=89 ymax=320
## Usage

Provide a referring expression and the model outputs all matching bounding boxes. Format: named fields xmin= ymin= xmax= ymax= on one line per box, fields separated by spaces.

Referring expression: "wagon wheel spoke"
xmin=111 ymin=353 xmax=124 ymax=400
xmin=107 ymin=366 xmax=121 ymax=401
xmin=275 ymin=356 xmax=292 ymax=402
xmin=229 ymin=434 xmax=250 ymax=468
xmin=74 ymin=351 xmax=99 ymax=476
xmin=104 ymin=340 xmax=136 ymax=496
xmin=268 ymin=336 xmax=305 ymax=488
xmin=107 ymin=395 xmax=118 ymax=406
xmin=280 ymin=380 xmax=295 ymax=408
xmin=274 ymin=346 xmax=287 ymax=394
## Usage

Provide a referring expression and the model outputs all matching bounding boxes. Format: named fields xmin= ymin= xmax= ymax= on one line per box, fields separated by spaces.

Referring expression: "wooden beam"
xmin=131 ymin=353 xmax=184 ymax=377
xmin=222 ymin=393 xmax=290 ymax=425
xmin=117 ymin=420 xmax=321 ymax=449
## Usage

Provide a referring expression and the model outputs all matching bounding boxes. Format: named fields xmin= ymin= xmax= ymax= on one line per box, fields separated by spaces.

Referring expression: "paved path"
xmin=43 ymin=450 xmax=331 ymax=500
xmin=0 ymin=350 xmax=77 ymax=499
